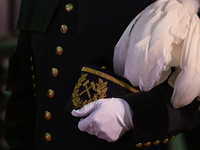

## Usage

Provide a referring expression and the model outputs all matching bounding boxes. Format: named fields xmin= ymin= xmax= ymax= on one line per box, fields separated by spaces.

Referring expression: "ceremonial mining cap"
xmin=65 ymin=65 xmax=139 ymax=112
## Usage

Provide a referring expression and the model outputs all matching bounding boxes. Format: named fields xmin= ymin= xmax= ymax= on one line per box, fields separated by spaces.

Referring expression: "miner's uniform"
xmin=4 ymin=0 xmax=200 ymax=150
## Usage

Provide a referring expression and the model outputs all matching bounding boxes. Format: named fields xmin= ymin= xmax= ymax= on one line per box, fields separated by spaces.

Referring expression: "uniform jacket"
xmin=4 ymin=0 xmax=200 ymax=150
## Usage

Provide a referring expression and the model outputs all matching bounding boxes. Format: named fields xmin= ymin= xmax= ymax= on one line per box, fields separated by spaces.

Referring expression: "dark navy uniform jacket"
xmin=4 ymin=0 xmax=200 ymax=150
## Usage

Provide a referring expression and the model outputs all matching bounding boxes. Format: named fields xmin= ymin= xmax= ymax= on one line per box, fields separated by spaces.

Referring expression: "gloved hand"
xmin=71 ymin=98 xmax=133 ymax=142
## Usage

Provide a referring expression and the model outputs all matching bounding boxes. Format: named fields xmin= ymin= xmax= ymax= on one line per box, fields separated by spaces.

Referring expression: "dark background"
xmin=0 ymin=0 xmax=21 ymax=149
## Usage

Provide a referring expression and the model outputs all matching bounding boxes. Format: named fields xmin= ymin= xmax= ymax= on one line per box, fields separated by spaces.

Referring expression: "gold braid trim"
xmin=72 ymin=67 xmax=140 ymax=109
xmin=82 ymin=67 xmax=140 ymax=93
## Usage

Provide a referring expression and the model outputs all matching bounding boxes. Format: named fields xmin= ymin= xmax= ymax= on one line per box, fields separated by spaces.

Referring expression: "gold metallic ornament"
xmin=136 ymin=143 xmax=143 ymax=148
xmin=44 ymin=111 xmax=51 ymax=120
xmin=60 ymin=25 xmax=68 ymax=33
xmin=154 ymin=140 xmax=160 ymax=145
xmin=163 ymin=139 xmax=169 ymax=144
xmin=31 ymin=65 xmax=34 ymax=71
xmin=144 ymin=142 xmax=151 ymax=147
xmin=51 ymin=68 xmax=58 ymax=77
xmin=101 ymin=66 xmax=107 ymax=69
xmin=44 ymin=132 xmax=51 ymax=141
xmin=32 ymin=75 xmax=35 ymax=81
xmin=30 ymin=56 xmax=33 ymax=62
xmin=47 ymin=89 xmax=54 ymax=98
xmin=33 ymin=83 xmax=36 ymax=89
xmin=56 ymin=46 xmax=63 ymax=55
xmin=170 ymin=136 xmax=176 ymax=141
xmin=65 ymin=3 xmax=73 ymax=12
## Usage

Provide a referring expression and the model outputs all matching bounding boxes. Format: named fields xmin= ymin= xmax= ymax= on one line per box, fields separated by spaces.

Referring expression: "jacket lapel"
xmin=17 ymin=0 xmax=60 ymax=31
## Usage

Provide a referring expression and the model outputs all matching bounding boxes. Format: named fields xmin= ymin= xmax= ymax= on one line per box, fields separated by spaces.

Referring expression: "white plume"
xmin=178 ymin=0 xmax=200 ymax=13
xmin=114 ymin=0 xmax=200 ymax=108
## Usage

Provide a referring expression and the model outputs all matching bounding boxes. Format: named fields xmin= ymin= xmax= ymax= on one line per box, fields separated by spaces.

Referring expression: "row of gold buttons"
xmin=136 ymin=136 xmax=176 ymax=148
xmin=60 ymin=3 xmax=73 ymax=34
xmin=44 ymin=3 xmax=73 ymax=142
xmin=30 ymin=57 xmax=36 ymax=97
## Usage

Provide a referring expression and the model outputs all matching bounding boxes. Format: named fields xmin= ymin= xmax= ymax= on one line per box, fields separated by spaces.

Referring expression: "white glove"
xmin=71 ymin=98 xmax=133 ymax=142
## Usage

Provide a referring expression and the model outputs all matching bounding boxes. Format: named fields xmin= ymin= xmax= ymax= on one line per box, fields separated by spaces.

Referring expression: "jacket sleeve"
xmin=4 ymin=30 xmax=36 ymax=150
xmin=118 ymin=81 xmax=200 ymax=150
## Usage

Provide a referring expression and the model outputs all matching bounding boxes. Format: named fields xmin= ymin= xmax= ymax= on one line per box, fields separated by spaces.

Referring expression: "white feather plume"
xmin=114 ymin=0 xmax=200 ymax=108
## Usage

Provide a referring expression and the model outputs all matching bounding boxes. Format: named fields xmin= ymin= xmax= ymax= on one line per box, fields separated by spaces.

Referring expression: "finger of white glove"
xmin=71 ymin=101 xmax=97 ymax=117
xmin=78 ymin=116 xmax=93 ymax=132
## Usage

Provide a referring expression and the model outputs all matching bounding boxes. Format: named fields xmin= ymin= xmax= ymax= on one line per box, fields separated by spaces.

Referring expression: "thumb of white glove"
xmin=71 ymin=98 xmax=133 ymax=142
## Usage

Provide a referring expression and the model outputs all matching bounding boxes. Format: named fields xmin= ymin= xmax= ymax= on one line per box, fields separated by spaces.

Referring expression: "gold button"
xmin=65 ymin=3 xmax=73 ymax=12
xmin=47 ymin=89 xmax=54 ymax=98
xmin=44 ymin=132 xmax=51 ymax=141
xmin=154 ymin=140 xmax=160 ymax=145
xmin=144 ymin=142 xmax=151 ymax=147
xmin=101 ymin=66 xmax=107 ymax=69
xmin=44 ymin=111 xmax=51 ymax=120
xmin=56 ymin=46 xmax=63 ymax=55
xmin=51 ymin=68 xmax=58 ymax=77
xmin=136 ymin=143 xmax=142 ymax=148
xmin=170 ymin=136 xmax=176 ymax=141
xmin=32 ymin=75 xmax=35 ymax=81
xmin=31 ymin=65 xmax=34 ymax=71
xmin=163 ymin=139 xmax=169 ymax=144
xmin=30 ymin=56 xmax=33 ymax=62
xmin=60 ymin=25 xmax=68 ymax=33
xmin=33 ymin=83 xmax=36 ymax=89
